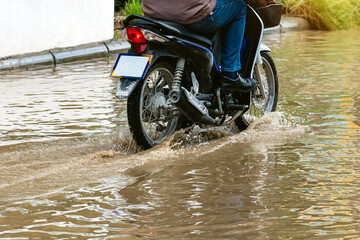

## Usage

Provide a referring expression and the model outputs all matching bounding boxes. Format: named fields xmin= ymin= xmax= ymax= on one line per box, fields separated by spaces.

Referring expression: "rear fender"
xmin=116 ymin=79 xmax=141 ymax=100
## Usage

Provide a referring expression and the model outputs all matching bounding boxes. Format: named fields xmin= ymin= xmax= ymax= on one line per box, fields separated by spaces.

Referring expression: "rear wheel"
xmin=127 ymin=62 xmax=180 ymax=149
xmin=235 ymin=51 xmax=278 ymax=130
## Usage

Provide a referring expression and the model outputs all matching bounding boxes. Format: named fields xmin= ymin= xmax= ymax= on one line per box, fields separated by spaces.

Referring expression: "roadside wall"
xmin=0 ymin=0 xmax=114 ymax=58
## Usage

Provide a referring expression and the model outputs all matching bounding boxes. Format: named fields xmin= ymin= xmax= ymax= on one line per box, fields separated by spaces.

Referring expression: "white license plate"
xmin=111 ymin=54 xmax=152 ymax=79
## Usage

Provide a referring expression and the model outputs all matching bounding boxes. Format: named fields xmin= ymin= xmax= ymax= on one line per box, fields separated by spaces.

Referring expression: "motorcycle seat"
xmin=157 ymin=21 xmax=213 ymax=47
xmin=127 ymin=15 xmax=213 ymax=47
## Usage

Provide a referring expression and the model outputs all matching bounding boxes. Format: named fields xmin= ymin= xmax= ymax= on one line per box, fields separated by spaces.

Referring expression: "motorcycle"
xmin=111 ymin=5 xmax=279 ymax=149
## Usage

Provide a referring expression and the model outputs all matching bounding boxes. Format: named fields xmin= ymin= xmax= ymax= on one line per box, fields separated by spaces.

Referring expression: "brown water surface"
xmin=0 ymin=30 xmax=360 ymax=239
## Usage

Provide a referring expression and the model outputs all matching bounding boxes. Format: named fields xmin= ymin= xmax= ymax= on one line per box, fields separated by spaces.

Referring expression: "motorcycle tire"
xmin=235 ymin=51 xmax=279 ymax=130
xmin=127 ymin=62 xmax=181 ymax=149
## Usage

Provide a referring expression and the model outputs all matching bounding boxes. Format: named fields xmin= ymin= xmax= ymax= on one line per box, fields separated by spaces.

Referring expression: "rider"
xmin=141 ymin=0 xmax=257 ymax=92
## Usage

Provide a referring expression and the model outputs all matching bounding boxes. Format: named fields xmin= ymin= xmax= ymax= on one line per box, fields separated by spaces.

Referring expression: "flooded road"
xmin=0 ymin=29 xmax=360 ymax=239
xmin=0 ymin=57 xmax=123 ymax=147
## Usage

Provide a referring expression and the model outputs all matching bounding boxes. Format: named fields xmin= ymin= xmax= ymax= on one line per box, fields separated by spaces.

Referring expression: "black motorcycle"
xmin=111 ymin=5 xmax=279 ymax=149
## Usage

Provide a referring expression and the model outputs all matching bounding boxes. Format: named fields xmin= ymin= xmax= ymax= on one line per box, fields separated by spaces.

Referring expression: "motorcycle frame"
xmin=115 ymin=5 xmax=270 ymax=106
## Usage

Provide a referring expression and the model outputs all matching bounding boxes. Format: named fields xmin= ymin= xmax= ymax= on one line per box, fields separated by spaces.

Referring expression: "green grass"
xmin=114 ymin=0 xmax=124 ymax=12
xmin=121 ymin=0 xmax=143 ymax=16
xmin=278 ymin=0 xmax=360 ymax=30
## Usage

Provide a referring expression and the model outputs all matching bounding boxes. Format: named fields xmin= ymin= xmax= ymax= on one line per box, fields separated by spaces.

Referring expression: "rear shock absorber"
xmin=168 ymin=58 xmax=216 ymax=125
xmin=169 ymin=58 xmax=186 ymax=103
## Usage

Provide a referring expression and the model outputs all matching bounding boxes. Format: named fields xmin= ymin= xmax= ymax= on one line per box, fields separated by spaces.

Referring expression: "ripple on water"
xmin=0 ymin=57 xmax=122 ymax=146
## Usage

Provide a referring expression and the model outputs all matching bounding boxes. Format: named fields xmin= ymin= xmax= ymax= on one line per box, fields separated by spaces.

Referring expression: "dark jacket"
xmin=141 ymin=0 xmax=217 ymax=25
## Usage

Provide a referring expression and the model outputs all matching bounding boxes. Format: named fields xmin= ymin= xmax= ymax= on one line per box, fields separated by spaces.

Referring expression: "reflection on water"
xmin=0 ymin=30 xmax=360 ymax=239
xmin=0 ymin=57 xmax=125 ymax=147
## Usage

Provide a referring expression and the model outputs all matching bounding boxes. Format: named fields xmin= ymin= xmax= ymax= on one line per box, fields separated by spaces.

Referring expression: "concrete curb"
xmin=0 ymin=39 xmax=130 ymax=71
xmin=0 ymin=17 xmax=309 ymax=72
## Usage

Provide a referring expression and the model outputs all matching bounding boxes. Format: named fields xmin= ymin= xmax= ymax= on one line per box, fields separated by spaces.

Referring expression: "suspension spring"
xmin=171 ymin=58 xmax=186 ymax=91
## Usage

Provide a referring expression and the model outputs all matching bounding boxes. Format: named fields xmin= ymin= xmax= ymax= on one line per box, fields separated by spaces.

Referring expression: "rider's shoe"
xmin=221 ymin=71 xmax=257 ymax=92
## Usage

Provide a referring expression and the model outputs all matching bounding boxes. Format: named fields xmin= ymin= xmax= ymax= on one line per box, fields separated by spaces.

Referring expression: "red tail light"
xmin=127 ymin=27 xmax=146 ymax=43
xmin=126 ymin=27 xmax=148 ymax=53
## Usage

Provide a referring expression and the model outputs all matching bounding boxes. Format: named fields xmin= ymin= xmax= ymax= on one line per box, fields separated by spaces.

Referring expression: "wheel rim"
xmin=244 ymin=56 xmax=276 ymax=124
xmin=139 ymin=67 xmax=179 ymax=145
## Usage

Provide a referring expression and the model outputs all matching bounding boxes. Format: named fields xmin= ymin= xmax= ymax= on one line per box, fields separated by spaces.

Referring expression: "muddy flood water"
xmin=0 ymin=29 xmax=360 ymax=239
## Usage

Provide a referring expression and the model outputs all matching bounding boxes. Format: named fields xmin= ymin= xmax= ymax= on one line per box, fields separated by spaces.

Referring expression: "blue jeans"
xmin=187 ymin=0 xmax=247 ymax=72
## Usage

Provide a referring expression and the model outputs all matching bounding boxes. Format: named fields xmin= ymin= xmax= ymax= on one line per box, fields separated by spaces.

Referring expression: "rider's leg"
xmin=187 ymin=0 xmax=256 ymax=91
xmin=217 ymin=0 xmax=247 ymax=74
xmin=187 ymin=0 xmax=245 ymax=71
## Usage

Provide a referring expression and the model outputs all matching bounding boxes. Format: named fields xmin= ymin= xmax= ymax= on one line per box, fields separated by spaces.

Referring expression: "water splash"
xmin=168 ymin=112 xmax=305 ymax=150
xmin=0 ymin=112 xmax=304 ymax=202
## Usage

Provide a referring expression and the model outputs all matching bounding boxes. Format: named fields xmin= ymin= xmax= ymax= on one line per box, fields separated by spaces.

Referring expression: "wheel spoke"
xmin=244 ymin=53 xmax=277 ymax=124
xmin=138 ymin=66 xmax=179 ymax=144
